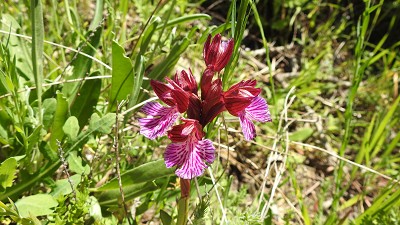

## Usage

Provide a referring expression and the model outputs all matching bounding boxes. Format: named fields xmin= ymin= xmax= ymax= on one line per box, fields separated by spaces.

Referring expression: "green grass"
xmin=0 ymin=0 xmax=400 ymax=224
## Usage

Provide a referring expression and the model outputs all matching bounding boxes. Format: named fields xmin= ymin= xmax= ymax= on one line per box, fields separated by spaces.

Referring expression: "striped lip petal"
xmin=238 ymin=96 xmax=272 ymax=140
xmin=138 ymin=103 xmax=179 ymax=139
xmin=245 ymin=96 xmax=272 ymax=122
xmin=164 ymin=137 xmax=215 ymax=179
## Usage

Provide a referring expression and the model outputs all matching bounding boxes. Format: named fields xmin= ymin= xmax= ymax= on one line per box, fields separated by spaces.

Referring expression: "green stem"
xmin=177 ymin=197 xmax=189 ymax=225
xmin=177 ymin=179 xmax=190 ymax=225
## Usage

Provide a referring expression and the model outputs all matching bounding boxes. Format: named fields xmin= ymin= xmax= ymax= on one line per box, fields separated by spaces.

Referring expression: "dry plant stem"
xmin=57 ymin=140 xmax=76 ymax=202
xmin=259 ymin=87 xmax=296 ymax=220
xmin=114 ymin=101 xmax=133 ymax=225
xmin=207 ymin=167 xmax=228 ymax=224
xmin=291 ymin=141 xmax=400 ymax=184
xmin=0 ymin=29 xmax=111 ymax=70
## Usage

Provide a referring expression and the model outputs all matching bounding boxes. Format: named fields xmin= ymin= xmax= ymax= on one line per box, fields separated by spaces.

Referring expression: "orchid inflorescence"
xmin=139 ymin=34 xmax=272 ymax=179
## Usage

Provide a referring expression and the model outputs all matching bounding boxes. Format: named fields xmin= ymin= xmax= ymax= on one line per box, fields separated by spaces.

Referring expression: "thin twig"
xmin=114 ymin=100 xmax=133 ymax=225
xmin=0 ymin=29 xmax=111 ymax=70
xmin=57 ymin=140 xmax=76 ymax=202
xmin=291 ymin=141 xmax=400 ymax=184
xmin=207 ymin=167 xmax=228 ymax=224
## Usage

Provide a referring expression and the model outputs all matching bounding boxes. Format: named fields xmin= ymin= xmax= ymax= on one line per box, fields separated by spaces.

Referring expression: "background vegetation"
xmin=0 ymin=0 xmax=399 ymax=224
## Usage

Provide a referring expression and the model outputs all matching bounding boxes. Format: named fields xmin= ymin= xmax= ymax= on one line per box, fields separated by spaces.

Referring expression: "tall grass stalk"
xmin=329 ymin=0 xmax=380 ymax=222
xmin=30 ymin=0 xmax=44 ymax=123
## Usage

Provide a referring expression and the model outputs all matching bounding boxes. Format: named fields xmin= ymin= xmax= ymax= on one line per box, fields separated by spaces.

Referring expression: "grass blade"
xmin=30 ymin=0 xmax=44 ymax=123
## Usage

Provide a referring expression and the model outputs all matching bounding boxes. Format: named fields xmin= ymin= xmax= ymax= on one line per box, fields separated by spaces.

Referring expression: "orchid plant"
xmin=138 ymin=33 xmax=272 ymax=223
xmin=139 ymin=33 xmax=272 ymax=179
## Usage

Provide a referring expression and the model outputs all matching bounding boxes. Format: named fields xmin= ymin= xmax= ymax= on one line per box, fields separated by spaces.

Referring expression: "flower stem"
xmin=177 ymin=179 xmax=190 ymax=225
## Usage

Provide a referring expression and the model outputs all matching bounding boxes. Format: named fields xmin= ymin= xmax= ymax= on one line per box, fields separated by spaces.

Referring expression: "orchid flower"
xmin=223 ymin=80 xmax=272 ymax=140
xmin=138 ymin=33 xmax=272 ymax=179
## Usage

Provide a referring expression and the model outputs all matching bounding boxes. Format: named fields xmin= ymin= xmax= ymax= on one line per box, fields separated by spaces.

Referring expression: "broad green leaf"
xmin=15 ymin=194 xmax=58 ymax=218
xmin=0 ymin=158 xmax=17 ymax=192
xmin=98 ymin=159 xmax=175 ymax=191
xmin=70 ymin=71 xmax=101 ymax=128
xmin=63 ymin=116 xmax=79 ymax=141
xmin=97 ymin=181 xmax=158 ymax=206
xmin=50 ymin=92 xmax=68 ymax=151
xmin=67 ymin=152 xmax=90 ymax=175
xmin=50 ymin=174 xmax=81 ymax=198
xmin=289 ymin=127 xmax=314 ymax=142
xmin=31 ymin=0 xmax=44 ymax=123
xmin=62 ymin=27 xmax=102 ymax=102
xmin=108 ymin=40 xmax=134 ymax=111
xmin=42 ymin=98 xmax=57 ymax=129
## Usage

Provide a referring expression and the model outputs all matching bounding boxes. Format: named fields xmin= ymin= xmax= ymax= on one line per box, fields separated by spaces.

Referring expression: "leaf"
xmin=156 ymin=14 xmax=211 ymax=31
xmin=42 ymin=98 xmax=57 ymax=129
xmin=0 ymin=158 xmax=17 ymax=192
xmin=88 ymin=113 xmax=115 ymax=134
xmin=67 ymin=152 xmax=90 ymax=175
xmin=50 ymin=92 xmax=69 ymax=151
xmin=50 ymin=174 xmax=81 ymax=198
xmin=98 ymin=159 xmax=175 ymax=191
xmin=108 ymin=40 xmax=134 ymax=111
xmin=160 ymin=210 xmax=172 ymax=225
xmin=97 ymin=182 xmax=158 ymax=206
xmin=127 ymin=54 xmax=145 ymax=111
xmin=70 ymin=71 xmax=102 ymax=128
xmin=63 ymin=116 xmax=80 ymax=141
xmin=15 ymin=194 xmax=58 ymax=218
xmin=67 ymin=113 xmax=116 ymax=152
xmin=289 ymin=127 xmax=314 ymax=142
xmin=88 ymin=196 xmax=102 ymax=220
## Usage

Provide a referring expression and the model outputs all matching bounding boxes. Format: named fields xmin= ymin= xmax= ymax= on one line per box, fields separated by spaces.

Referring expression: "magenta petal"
xmin=140 ymin=102 xmax=164 ymax=116
xmin=197 ymin=139 xmax=215 ymax=164
xmin=239 ymin=111 xmax=256 ymax=141
xmin=164 ymin=138 xmax=214 ymax=179
xmin=139 ymin=104 xmax=179 ymax=139
xmin=246 ymin=96 xmax=272 ymax=122
xmin=164 ymin=142 xmax=186 ymax=168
